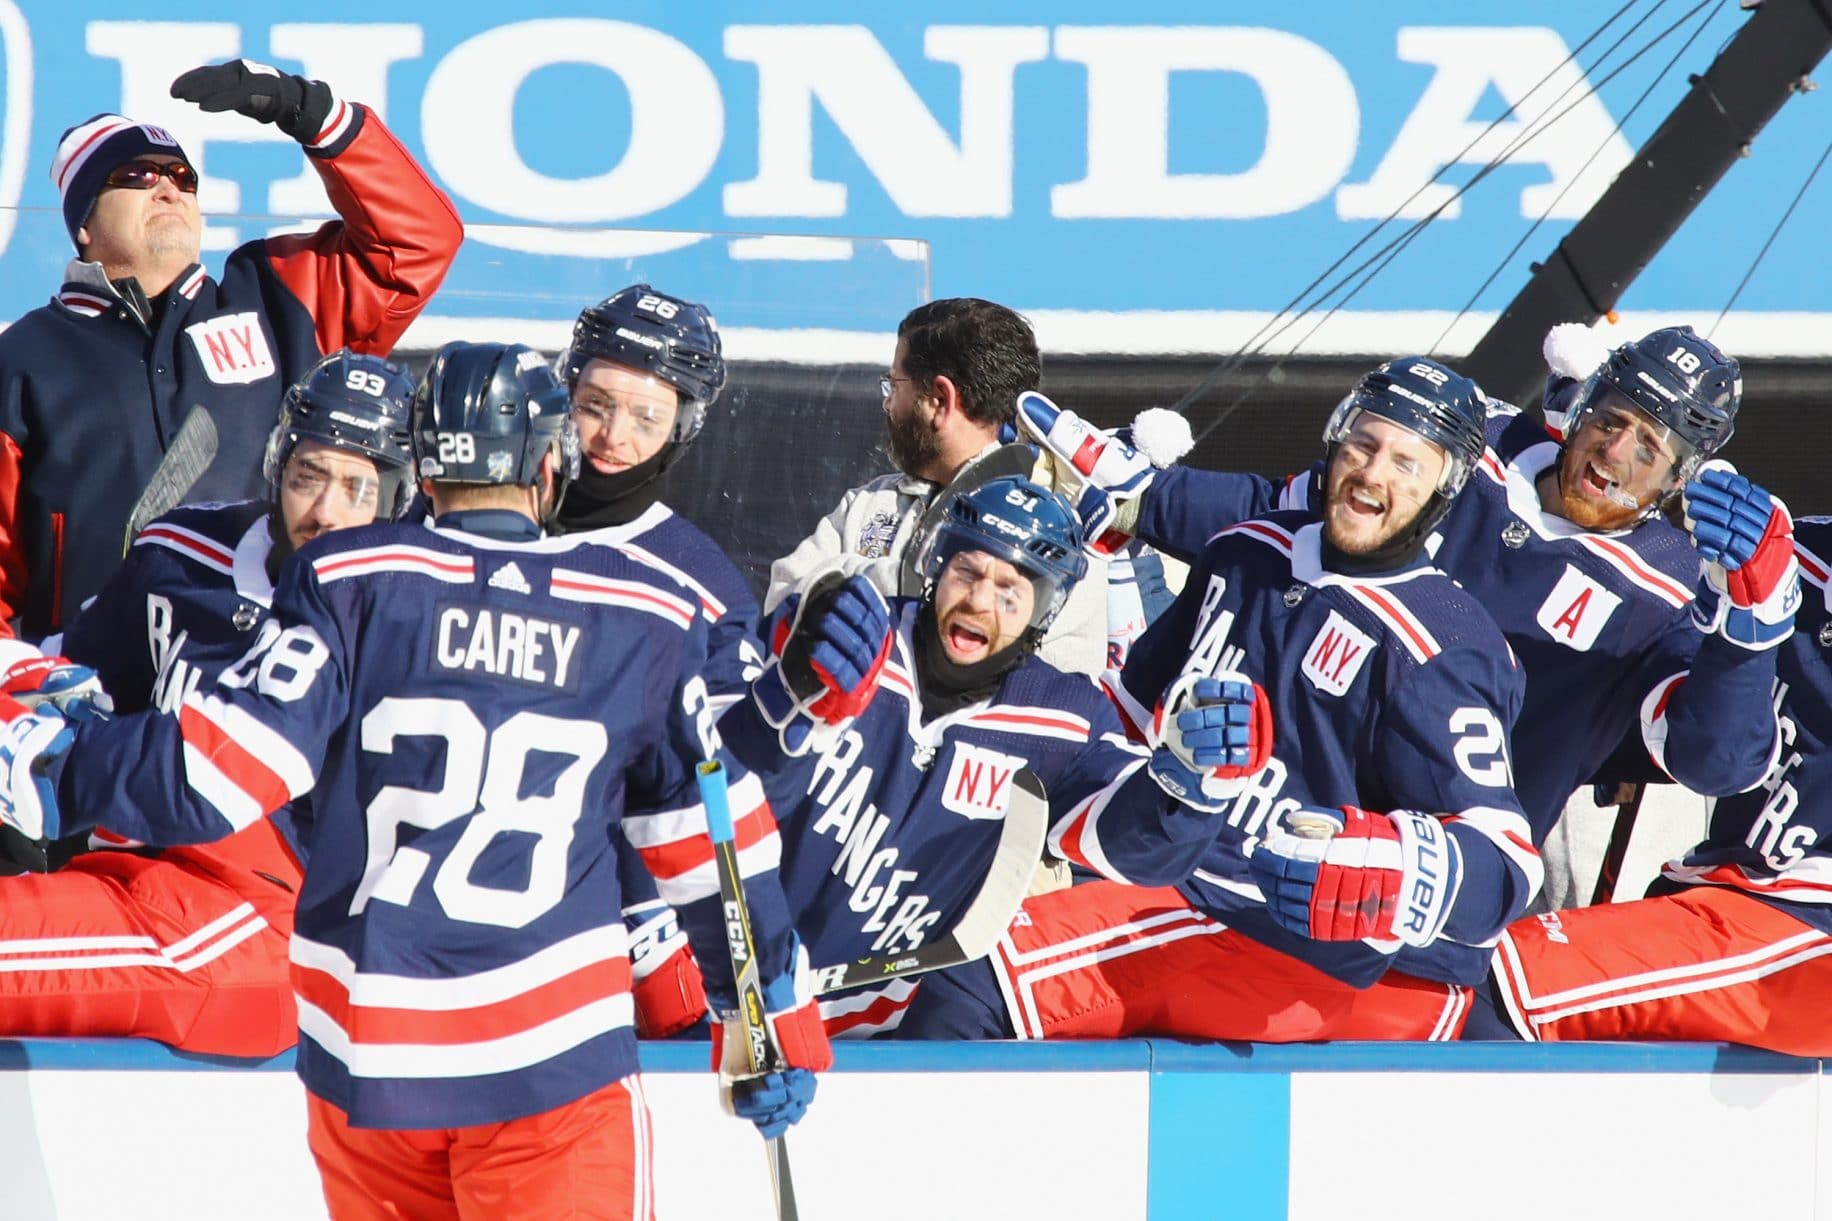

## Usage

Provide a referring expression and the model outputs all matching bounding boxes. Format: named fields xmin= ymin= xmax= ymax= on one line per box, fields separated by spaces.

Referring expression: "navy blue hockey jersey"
xmin=720 ymin=602 xmax=1160 ymax=1036
xmin=1657 ymin=518 xmax=1832 ymax=932
xmin=55 ymin=514 xmax=801 ymax=1129
xmin=58 ymin=499 xmax=313 ymax=859
xmin=1136 ymin=406 xmax=1778 ymax=836
xmin=1095 ymin=513 xmax=1541 ymax=987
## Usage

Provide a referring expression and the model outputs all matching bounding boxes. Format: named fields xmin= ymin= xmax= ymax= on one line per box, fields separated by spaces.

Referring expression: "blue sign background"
xmin=0 ymin=2 xmax=1823 ymax=341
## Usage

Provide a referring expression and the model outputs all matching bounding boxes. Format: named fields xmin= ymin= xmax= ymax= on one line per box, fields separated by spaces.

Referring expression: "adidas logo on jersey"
xmin=488 ymin=562 xmax=532 ymax=594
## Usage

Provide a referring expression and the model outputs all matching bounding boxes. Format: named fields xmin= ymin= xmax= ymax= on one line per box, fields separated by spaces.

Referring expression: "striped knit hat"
xmin=51 ymin=114 xmax=193 ymax=250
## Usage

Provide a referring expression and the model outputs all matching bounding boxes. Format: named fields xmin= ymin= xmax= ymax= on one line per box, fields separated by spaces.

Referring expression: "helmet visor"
xmin=1568 ymin=383 xmax=1698 ymax=485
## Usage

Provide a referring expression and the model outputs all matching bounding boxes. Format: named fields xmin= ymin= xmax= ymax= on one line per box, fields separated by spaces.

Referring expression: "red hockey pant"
xmin=994 ymin=881 xmax=1470 ymax=1041
xmin=307 ymin=1077 xmax=655 ymax=1221
xmin=0 ymin=821 xmax=299 ymax=1056
xmin=1493 ymin=885 xmax=1832 ymax=1056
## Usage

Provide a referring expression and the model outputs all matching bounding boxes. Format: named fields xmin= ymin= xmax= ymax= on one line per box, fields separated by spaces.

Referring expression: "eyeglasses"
xmin=880 ymin=374 xmax=914 ymax=402
xmin=571 ymin=396 xmax=675 ymax=443
xmin=102 ymin=159 xmax=199 ymax=194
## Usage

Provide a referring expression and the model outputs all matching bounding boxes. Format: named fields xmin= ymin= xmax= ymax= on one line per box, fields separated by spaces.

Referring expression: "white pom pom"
xmin=1130 ymin=408 xmax=1194 ymax=468
xmin=1543 ymin=322 xmax=1612 ymax=382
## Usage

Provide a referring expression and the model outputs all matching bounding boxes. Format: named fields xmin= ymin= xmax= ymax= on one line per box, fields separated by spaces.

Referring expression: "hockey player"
xmin=1020 ymin=325 xmax=1788 ymax=929
xmin=0 ymin=342 xmax=830 ymax=1218
xmin=550 ymin=283 xmax=764 ymax=1037
xmin=901 ymin=359 xmax=1548 ymax=1042
xmin=1481 ymin=479 xmax=1827 ymax=1056
xmin=768 ymin=297 xmax=1112 ymax=676
xmin=723 ymin=474 xmax=1248 ymax=1038
xmin=0 ymin=350 xmax=414 ymax=1056
xmin=0 ymin=58 xmax=462 ymax=639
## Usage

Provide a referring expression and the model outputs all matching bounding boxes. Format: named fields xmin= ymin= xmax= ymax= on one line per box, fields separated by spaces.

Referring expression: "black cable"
xmin=1710 ymin=131 xmax=1832 ymax=336
xmin=1166 ymin=0 xmax=1645 ymax=418
xmin=1427 ymin=0 xmax=1727 ymax=357
xmin=1189 ymin=0 xmax=1725 ymax=443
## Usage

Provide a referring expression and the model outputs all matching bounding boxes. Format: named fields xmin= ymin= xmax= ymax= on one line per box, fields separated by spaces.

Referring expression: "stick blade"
xmin=814 ymin=768 xmax=1048 ymax=994
xmin=123 ymin=407 xmax=220 ymax=553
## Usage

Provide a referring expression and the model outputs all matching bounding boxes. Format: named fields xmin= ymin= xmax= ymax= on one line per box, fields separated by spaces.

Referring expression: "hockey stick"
xmin=812 ymin=769 xmax=1048 ymax=995
xmin=695 ymin=760 xmax=799 ymax=1221
xmin=122 ymin=407 xmax=219 ymax=555
xmin=1589 ymin=782 xmax=1647 ymax=906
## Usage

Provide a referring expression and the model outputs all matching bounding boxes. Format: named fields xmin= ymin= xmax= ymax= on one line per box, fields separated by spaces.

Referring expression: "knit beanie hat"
xmin=51 ymin=114 xmax=193 ymax=250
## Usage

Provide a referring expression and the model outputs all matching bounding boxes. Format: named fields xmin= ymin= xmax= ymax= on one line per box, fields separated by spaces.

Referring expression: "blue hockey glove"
xmin=1146 ymin=672 xmax=1272 ymax=813
xmin=0 ymin=694 xmax=74 ymax=844
xmin=1683 ymin=462 xmax=1800 ymax=650
xmin=1248 ymin=806 xmax=1463 ymax=947
xmin=710 ymin=943 xmax=832 ymax=1139
xmin=754 ymin=572 xmax=892 ymax=755
xmin=1 ymin=654 xmax=113 ymax=723
xmin=1015 ymin=391 xmax=1158 ymax=556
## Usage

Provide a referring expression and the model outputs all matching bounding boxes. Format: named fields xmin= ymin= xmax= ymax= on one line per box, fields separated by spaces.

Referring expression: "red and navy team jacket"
xmin=0 ymin=98 xmax=464 ymax=639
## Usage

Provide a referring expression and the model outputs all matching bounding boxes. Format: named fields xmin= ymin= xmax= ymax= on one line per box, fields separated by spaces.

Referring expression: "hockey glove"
xmin=0 ymin=694 xmax=74 ymax=844
xmin=1249 ymin=805 xmax=1463 ymax=947
xmin=753 ymin=572 xmax=893 ymax=755
xmin=1016 ymin=391 xmax=1158 ymax=556
xmin=1683 ymin=462 xmax=1800 ymax=651
xmin=1146 ymin=672 xmax=1272 ymax=813
xmin=710 ymin=942 xmax=833 ymax=1140
xmin=171 ymin=60 xmax=335 ymax=145
xmin=1 ymin=654 xmax=113 ymax=723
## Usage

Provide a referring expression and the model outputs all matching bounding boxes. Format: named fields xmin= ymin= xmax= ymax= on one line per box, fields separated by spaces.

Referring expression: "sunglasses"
xmin=102 ymin=159 xmax=199 ymax=194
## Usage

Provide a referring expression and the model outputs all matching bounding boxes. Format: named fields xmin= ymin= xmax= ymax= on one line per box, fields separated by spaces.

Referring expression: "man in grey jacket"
xmin=768 ymin=298 xmax=1109 ymax=677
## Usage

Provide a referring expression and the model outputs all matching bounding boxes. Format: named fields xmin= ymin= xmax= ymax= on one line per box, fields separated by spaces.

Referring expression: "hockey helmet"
xmin=914 ymin=475 xmax=1089 ymax=639
xmin=412 ymin=341 xmax=580 ymax=499
xmin=264 ymin=350 xmax=416 ymax=519
xmin=1322 ymin=356 xmax=1488 ymax=498
xmin=1566 ymin=325 xmax=1739 ymax=484
xmin=557 ymin=283 xmax=726 ymax=447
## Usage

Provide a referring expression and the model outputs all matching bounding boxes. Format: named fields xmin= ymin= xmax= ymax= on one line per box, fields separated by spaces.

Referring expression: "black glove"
xmin=171 ymin=59 xmax=334 ymax=145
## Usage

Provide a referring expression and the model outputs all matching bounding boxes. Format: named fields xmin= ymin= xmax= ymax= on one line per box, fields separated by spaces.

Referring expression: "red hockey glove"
xmin=1249 ymin=806 xmax=1463 ymax=946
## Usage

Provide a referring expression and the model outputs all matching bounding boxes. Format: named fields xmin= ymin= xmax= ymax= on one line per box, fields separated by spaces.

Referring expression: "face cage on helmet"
xmin=918 ymin=530 xmax=1079 ymax=638
xmin=1322 ymin=398 xmax=1474 ymax=498
xmin=1569 ymin=377 xmax=1708 ymax=490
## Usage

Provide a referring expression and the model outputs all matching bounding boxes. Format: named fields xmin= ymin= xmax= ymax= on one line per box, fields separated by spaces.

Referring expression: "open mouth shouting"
xmin=939 ymin=611 xmax=998 ymax=664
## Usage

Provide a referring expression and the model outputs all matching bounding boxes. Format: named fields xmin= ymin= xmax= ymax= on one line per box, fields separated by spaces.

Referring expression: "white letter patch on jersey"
xmin=1535 ymin=563 xmax=1623 ymax=653
xmin=941 ymin=742 xmax=1026 ymax=820
xmin=1302 ymin=610 xmax=1375 ymax=697
xmin=186 ymin=312 xmax=277 ymax=385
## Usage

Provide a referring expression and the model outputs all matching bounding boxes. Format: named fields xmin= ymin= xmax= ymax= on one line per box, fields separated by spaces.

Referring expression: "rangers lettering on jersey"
xmin=1303 ymin=610 xmax=1376 ymax=696
xmin=432 ymin=606 xmax=583 ymax=689
xmin=1534 ymin=564 xmax=1624 ymax=652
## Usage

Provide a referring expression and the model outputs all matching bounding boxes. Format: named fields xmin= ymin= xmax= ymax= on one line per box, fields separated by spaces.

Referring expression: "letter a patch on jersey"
xmin=1535 ymin=563 xmax=1623 ymax=653
xmin=940 ymin=742 xmax=1026 ymax=820
xmin=1302 ymin=610 xmax=1375 ymax=697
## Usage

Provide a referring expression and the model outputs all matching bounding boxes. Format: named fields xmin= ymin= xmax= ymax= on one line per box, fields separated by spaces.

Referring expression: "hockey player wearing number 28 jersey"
xmin=0 ymin=343 xmax=829 ymax=1221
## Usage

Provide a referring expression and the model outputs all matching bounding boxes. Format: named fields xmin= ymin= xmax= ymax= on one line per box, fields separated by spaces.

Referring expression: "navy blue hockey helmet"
xmin=412 ymin=341 xmax=580 ymax=501
xmin=1567 ymin=325 xmax=1739 ymax=482
xmin=264 ymin=350 xmax=416 ymax=519
xmin=1322 ymin=356 xmax=1488 ymax=498
xmin=914 ymin=475 xmax=1089 ymax=639
xmin=558 ymin=283 xmax=726 ymax=447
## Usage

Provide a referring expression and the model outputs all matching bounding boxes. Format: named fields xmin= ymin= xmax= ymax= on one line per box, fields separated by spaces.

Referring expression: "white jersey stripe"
xmin=291 ymin=923 xmax=628 ymax=1010
xmin=297 ymin=993 xmax=635 ymax=1080
xmin=314 ymin=545 xmax=475 ymax=585
xmin=135 ymin=523 xmax=236 ymax=574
